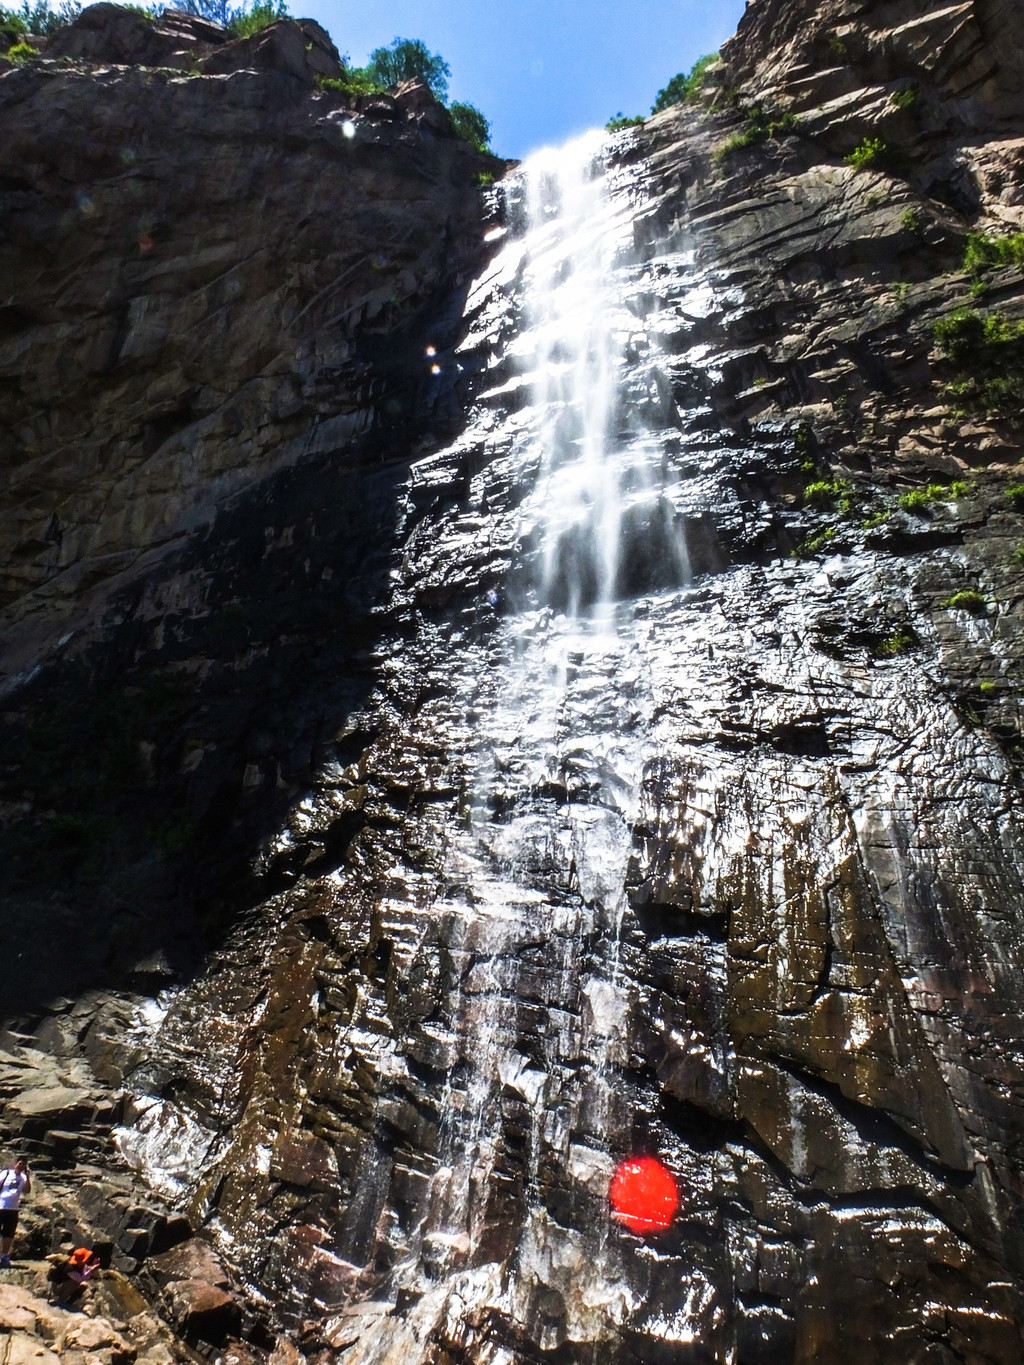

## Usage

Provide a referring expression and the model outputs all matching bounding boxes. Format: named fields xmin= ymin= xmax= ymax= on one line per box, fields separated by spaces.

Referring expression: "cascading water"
xmin=62 ymin=35 xmax=1024 ymax=1363
xmin=117 ymin=125 xmax=732 ymax=1360
xmin=331 ymin=129 xmax=704 ymax=1359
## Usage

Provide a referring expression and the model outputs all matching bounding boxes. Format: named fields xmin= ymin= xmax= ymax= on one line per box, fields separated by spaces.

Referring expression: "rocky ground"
xmin=4 ymin=0 xmax=1024 ymax=1361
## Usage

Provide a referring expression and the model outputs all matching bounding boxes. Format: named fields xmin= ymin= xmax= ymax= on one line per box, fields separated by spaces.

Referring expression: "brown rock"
xmin=270 ymin=1130 xmax=338 ymax=1189
xmin=58 ymin=1313 xmax=135 ymax=1359
xmin=0 ymin=1283 xmax=41 ymax=1331
xmin=166 ymin=1277 xmax=242 ymax=1345
xmin=3 ymin=1335 xmax=62 ymax=1365
xmin=268 ymin=1339 xmax=302 ymax=1365
xmin=148 ymin=1237 xmax=230 ymax=1290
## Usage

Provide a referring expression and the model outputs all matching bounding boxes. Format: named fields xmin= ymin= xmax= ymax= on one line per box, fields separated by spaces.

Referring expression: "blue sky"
xmin=299 ymin=0 xmax=747 ymax=159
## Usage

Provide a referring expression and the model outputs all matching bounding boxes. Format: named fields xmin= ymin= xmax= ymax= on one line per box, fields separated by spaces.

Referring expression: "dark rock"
xmin=47 ymin=2 xmax=227 ymax=67
xmin=4 ymin=0 xmax=1024 ymax=1360
xmin=167 ymin=1275 xmax=242 ymax=1344
xmin=148 ymin=1237 xmax=231 ymax=1290
xmin=202 ymin=20 xmax=341 ymax=85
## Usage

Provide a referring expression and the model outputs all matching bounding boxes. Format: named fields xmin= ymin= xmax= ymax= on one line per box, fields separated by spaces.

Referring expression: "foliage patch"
xmin=889 ymin=85 xmax=918 ymax=111
xmin=792 ymin=526 xmax=837 ymax=558
xmin=716 ymin=104 xmax=798 ymax=161
xmin=897 ymin=481 xmax=970 ymax=512
xmin=227 ymin=0 xmax=287 ymax=37
xmin=964 ymin=231 xmax=1024 ymax=276
xmin=651 ymin=52 xmax=719 ymax=114
xmin=0 ymin=0 xmax=80 ymax=37
xmin=364 ymin=35 xmax=450 ymax=101
xmin=804 ymin=478 xmax=855 ymax=512
xmin=940 ymin=589 xmax=988 ymax=615
xmin=449 ymin=101 xmax=490 ymax=152
xmin=845 ymin=137 xmax=887 ymax=171
xmin=933 ymin=308 xmax=1024 ymax=414
xmin=873 ymin=627 xmax=917 ymax=658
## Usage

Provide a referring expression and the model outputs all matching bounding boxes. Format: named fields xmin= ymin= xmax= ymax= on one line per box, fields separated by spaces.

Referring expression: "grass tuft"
xmin=804 ymin=478 xmax=855 ymax=512
xmin=5 ymin=38 xmax=38 ymax=60
xmin=932 ymin=309 xmax=1024 ymax=414
xmin=846 ymin=137 xmax=887 ymax=171
xmin=940 ymin=589 xmax=987 ymax=615
xmin=792 ymin=527 xmax=837 ymax=558
xmin=716 ymin=105 xmax=798 ymax=161
xmin=873 ymin=628 xmax=916 ymax=658
xmin=897 ymin=481 xmax=971 ymax=513
xmin=963 ymin=231 xmax=1024 ymax=277
xmin=889 ymin=85 xmax=919 ymax=111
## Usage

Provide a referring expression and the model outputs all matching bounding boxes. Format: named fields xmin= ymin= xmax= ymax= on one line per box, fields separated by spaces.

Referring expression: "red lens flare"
xmin=609 ymin=1157 xmax=679 ymax=1235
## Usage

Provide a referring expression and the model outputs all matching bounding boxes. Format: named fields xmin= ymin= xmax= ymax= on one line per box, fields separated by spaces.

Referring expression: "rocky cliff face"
xmin=4 ymin=1 xmax=1024 ymax=1362
xmin=0 ymin=6 xmax=494 ymax=682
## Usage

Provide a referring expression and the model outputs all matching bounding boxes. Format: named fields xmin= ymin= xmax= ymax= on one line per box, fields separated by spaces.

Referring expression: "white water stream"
xmin=118 ymin=127 xmax=712 ymax=1358
xmin=337 ymin=130 xmax=699 ymax=1354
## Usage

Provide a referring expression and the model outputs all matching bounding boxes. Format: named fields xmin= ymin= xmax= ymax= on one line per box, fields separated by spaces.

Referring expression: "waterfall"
xmin=331 ymin=129 xmax=702 ymax=1358
xmin=115 ymin=127 xmax=719 ymax=1359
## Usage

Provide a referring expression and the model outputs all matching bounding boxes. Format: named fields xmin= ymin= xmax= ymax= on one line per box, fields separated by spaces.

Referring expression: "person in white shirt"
xmin=0 ymin=1158 xmax=31 ymax=1267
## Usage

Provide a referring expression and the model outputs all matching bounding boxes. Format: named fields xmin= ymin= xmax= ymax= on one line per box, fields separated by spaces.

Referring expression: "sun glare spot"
xmin=610 ymin=1157 xmax=679 ymax=1235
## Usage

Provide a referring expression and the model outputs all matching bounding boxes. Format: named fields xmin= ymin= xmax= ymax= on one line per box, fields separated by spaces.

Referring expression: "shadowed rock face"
xmin=0 ymin=14 xmax=487 ymax=683
xmin=5 ymin=1 xmax=1024 ymax=1362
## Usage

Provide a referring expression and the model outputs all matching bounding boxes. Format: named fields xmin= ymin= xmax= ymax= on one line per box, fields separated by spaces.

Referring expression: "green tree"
xmin=177 ymin=0 xmax=236 ymax=24
xmin=366 ymin=36 xmax=450 ymax=100
xmin=449 ymin=101 xmax=490 ymax=151
xmin=229 ymin=0 xmax=289 ymax=37
xmin=176 ymin=0 xmax=288 ymax=27
xmin=651 ymin=51 xmax=719 ymax=114
xmin=0 ymin=0 xmax=81 ymax=38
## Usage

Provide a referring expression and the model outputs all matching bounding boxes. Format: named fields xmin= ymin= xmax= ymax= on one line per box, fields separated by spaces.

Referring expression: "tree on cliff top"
xmin=365 ymin=36 xmax=451 ymax=101
xmin=449 ymin=101 xmax=490 ymax=152
xmin=176 ymin=0 xmax=288 ymax=30
xmin=651 ymin=52 xmax=720 ymax=114
xmin=0 ymin=0 xmax=80 ymax=38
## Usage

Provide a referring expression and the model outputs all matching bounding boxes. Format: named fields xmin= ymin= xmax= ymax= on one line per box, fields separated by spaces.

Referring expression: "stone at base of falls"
xmin=150 ymin=1239 xmax=242 ymax=1345
xmin=166 ymin=1277 xmax=242 ymax=1346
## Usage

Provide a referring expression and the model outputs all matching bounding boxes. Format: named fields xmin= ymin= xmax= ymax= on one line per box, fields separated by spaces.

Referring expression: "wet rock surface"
xmin=4 ymin=0 xmax=1024 ymax=1361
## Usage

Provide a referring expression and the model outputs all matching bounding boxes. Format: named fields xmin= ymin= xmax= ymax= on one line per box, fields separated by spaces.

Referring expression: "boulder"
xmin=393 ymin=78 xmax=455 ymax=134
xmin=201 ymin=19 xmax=340 ymax=85
xmin=57 ymin=1313 xmax=134 ymax=1360
xmin=295 ymin=18 xmax=342 ymax=78
xmin=147 ymin=1236 xmax=230 ymax=1290
xmin=4 ymin=1081 xmax=97 ymax=1136
xmin=46 ymin=3 xmax=226 ymax=68
xmin=3 ymin=1335 xmax=61 ymax=1365
xmin=166 ymin=1277 xmax=241 ymax=1345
